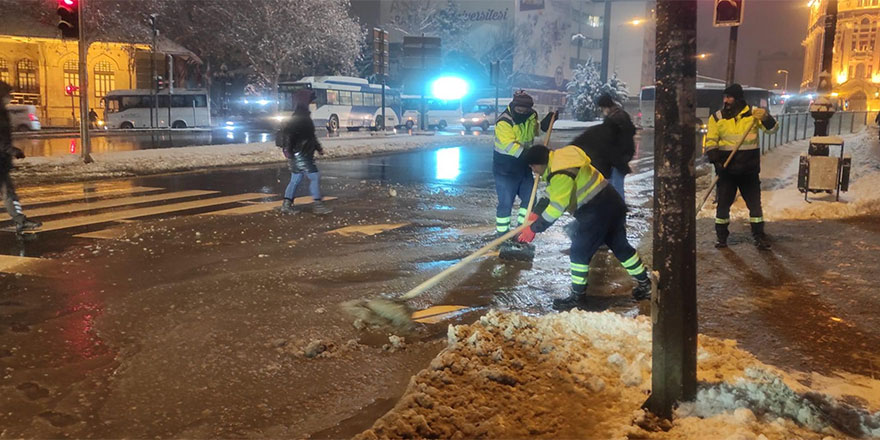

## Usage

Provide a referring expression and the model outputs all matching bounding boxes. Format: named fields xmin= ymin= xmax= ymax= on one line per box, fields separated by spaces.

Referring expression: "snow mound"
xmin=357 ymin=310 xmax=879 ymax=439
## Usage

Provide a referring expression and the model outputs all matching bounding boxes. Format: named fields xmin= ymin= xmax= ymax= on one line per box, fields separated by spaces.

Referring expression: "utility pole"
xmin=149 ymin=14 xmax=157 ymax=129
xmin=811 ymin=0 xmax=838 ymax=136
xmin=601 ymin=0 xmax=613 ymax=83
xmin=167 ymin=54 xmax=173 ymax=128
xmin=777 ymin=69 xmax=789 ymax=94
xmin=77 ymin=0 xmax=91 ymax=163
xmin=644 ymin=0 xmax=698 ymax=420
xmin=725 ymin=26 xmax=738 ymax=85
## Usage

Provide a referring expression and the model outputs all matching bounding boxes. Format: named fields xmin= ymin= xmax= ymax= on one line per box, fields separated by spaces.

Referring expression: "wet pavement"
xmin=1 ymin=129 xmax=877 ymax=438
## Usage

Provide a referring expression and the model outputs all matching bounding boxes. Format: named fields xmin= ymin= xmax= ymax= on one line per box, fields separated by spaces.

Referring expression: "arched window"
xmin=0 ymin=59 xmax=8 ymax=84
xmin=63 ymin=58 xmax=79 ymax=95
xmin=16 ymin=59 xmax=38 ymax=93
xmin=93 ymin=61 xmax=115 ymax=105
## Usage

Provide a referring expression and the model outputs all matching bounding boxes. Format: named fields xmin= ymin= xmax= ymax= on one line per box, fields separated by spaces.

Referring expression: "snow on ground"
xmin=356 ymin=310 xmax=880 ymax=440
xmin=10 ymin=134 xmax=489 ymax=185
xmin=699 ymin=128 xmax=880 ymax=221
xmin=553 ymin=119 xmax=603 ymax=130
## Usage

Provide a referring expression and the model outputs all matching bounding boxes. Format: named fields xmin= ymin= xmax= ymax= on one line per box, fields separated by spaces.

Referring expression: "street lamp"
xmin=697 ymin=52 xmax=711 ymax=60
xmin=612 ymin=18 xmax=648 ymax=73
xmin=777 ymin=69 xmax=789 ymax=94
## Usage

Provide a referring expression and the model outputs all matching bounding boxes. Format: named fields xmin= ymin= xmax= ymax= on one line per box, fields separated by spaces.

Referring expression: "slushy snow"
xmin=356 ymin=310 xmax=880 ymax=439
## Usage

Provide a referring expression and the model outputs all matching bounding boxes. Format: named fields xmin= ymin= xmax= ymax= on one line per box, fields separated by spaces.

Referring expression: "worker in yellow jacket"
xmin=516 ymin=144 xmax=651 ymax=310
xmin=704 ymin=84 xmax=778 ymax=250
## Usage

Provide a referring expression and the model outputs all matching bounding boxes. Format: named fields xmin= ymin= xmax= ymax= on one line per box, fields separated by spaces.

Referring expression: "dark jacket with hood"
xmin=282 ymin=105 xmax=323 ymax=159
xmin=570 ymin=123 xmax=615 ymax=179
xmin=0 ymin=83 xmax=16 ymax=173
xmin=602 ymin=106 xmax=636 ymax=174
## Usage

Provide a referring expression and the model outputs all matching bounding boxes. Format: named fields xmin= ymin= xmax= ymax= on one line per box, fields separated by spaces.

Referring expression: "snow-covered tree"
xmin=386 ymin=0 xmax=469 ymax=49
xmin=600 ymin=72 xmax=630 ymax=107
xmin=566 ymin=60 xmax=603 ymax=121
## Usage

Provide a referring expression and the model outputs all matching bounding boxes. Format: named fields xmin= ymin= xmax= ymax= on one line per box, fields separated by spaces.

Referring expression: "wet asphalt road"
xmin=1 ymin=129 xmax=877 ymax=438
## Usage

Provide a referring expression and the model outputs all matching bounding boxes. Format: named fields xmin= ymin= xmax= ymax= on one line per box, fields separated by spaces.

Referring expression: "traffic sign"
xmin=713 ymin=0 xmax=744 ymax=27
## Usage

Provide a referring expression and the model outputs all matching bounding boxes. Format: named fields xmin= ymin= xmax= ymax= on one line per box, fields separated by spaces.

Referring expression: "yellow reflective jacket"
xmin=704 ymin=104 xmax=778 ymax=174
xmin=494 ymin=108 xmax=539 ymax=159
xmin=532 ymin=145 xmax=609 ymax=233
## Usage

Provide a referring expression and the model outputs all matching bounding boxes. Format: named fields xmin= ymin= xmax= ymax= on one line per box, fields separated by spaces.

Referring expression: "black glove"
xmin=540 ymin=111 xmax=558 ymax=132
xmin=11 ymin=147 xmax=25 ymax=159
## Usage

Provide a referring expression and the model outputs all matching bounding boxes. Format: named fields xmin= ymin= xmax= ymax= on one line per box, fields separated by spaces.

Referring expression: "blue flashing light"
xmin=431 ymin=76 xmax=469 ymax=101
xmin=257 ymin=99 xmax=270 ymax=106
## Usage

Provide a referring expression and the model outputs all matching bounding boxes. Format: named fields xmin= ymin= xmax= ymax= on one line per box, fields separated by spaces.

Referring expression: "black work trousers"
xmin=715 ymin=172 xmax=763 ymax=221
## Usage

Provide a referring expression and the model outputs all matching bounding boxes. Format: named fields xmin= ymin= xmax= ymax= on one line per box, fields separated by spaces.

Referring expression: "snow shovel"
xmin=342 ymin=177 xmax=540 ymax=331
xmin=498 ymin=113 xmax=557 ymax=262
xmin=697 ymin=118 xmax=758 ymax=212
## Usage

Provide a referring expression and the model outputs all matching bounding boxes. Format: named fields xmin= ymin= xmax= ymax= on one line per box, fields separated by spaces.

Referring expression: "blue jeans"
xmin=284 ymin=172 xmax=322 ymax=201
xmin=610 ymin=168 xmax=625 ymax=203
xmin=494 ymin=171 xmax=535 ymax=232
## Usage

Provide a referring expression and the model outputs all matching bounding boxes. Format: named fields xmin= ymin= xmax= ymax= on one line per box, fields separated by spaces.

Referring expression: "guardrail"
xmin=759 ymin=111 xmax=878 ymax=154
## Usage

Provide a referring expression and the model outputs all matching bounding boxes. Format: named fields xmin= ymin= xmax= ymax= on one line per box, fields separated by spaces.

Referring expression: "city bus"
xmin=276 ymin=76 xmax=399 ymax=131
xmin=637 ymin=83 xmax=771 ymax=129
xmin=399 ymin=95 xmax=462 ymax=130
xmin=103 ymin=89 xmax=211 ymax=129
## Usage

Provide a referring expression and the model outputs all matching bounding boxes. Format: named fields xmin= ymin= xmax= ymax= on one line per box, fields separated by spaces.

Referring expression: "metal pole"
xmin=812 ymin=0 xmax=838 ymax=137
xmin=601 ymin=0 xmax=613 ymax=83
xmin=150 ymin=14 xmax=157 ymax=129
xmin=725 ymin=26 xmax=739 ymax=85
xmin=77 ymin=0 xmax=91 ymax=163
xmin=644 ymin=0 xmax=697 ymax=420
xmin=381 ymin=76 xmax=386 ymax=132
xmin=167 ymin=54 xmax=173 ymax=128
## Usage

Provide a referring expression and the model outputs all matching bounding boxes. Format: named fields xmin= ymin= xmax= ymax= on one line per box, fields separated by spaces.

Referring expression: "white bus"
xmin=400 ymin=95 xmax=462 ymax=130
xmin=638 ymin=83 xmax=771 ymax=129
xmin=277 ymin=76 xmax=399 ymax=131
xmin=103 ymin=89 xmax=211 ymax=129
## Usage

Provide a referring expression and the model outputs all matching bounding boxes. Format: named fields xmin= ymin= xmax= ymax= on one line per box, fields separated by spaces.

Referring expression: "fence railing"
xmin=759 ymin=111 xmax=877 ymax=154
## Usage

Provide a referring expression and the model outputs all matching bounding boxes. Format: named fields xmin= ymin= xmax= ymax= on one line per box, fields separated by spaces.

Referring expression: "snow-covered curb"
xmin=699 ymin=128 xmax=880 ymax=221
xmin=11 ymin=135 xmax=491 ymax=185
xmin=553 ymin=119 xmax=603 ymax=130
xmin=357 ymin=310 xmax=880 ymax=439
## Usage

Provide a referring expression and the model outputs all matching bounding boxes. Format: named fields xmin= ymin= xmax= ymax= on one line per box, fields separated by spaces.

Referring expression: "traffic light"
xmin=155 ymin=75 xmax=166 ymax=91
xmin=713 ymin=0 xmax=744 ymax=27
xmin=64 ymin=84 xmax=79 ymax=95
xmin=57 ymin=0 xmax=79 ymax=39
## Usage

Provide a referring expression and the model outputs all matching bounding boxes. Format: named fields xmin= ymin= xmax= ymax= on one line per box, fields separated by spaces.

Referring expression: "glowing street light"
xmin=697 ymin=53 xmax=711 ymax=60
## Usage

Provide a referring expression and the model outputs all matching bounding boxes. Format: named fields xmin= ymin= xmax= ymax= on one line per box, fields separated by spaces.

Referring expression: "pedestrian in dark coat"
xmin=596 ymin=94 xmax=636 ymax=202
xmin=570 ymin=123 xmax=615 ymax=179
xmin=0 ymin=81 xmax=41 ymax=233
xmin=278 ymin=89 xmax=330 ymax=215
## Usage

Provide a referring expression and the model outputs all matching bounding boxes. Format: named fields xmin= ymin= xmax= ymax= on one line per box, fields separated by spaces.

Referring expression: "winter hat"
xmin=0 ymin=81 xmax=11 ymax=98
xmin=510 ymin=90 xmax=534 ymax=109
xmin=596 ymin=94 xmax=616 ymax=109
xmin=524 ymin=144 xmax=550 ymax=166
xmin=723 ymin=84 xmax=744 ymax=101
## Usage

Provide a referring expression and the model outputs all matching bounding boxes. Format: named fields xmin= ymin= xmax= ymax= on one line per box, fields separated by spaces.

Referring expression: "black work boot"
xmin=552 ymin=286 xmax=586 ymax=311
xmin=632 ymin=277 xmax=652 ymax=301
xmin=714 ymin=222 xmax=730 ymax=248
xmin=751 ymin=222 xmax=771 ymax=251
xmin=15 ymin=217 xmax=42 ymax=234
xmin=277 ymin=198 xmax=296 ymax=214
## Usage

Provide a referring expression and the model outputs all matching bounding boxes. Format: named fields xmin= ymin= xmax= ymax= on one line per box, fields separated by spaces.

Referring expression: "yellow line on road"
xmin=201 ymin=196 xmax=337 ymax=216
xmin=0 ymin=255 xmax=52 ymax=275
xmin=2 ymin=190 xmax=217 ymax=221
xmin=22 ymin=186 xmax=164 ymax=206
xmin=16 ymin=181 xmax=139 ymax=197
xmin=327 ymin=223 xmax=408 ymax=237
xmin=15 ymin=193 xmax=272 ymax=233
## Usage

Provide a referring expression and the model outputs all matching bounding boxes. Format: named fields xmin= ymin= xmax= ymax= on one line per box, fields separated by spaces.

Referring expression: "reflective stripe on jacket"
xmin=494 ymin=108 xmax=538 ymax=158
xmin=532 ymin=145 xmax=608 ymax=233
xmin=704 ymin=105 xmax=778 ymax=152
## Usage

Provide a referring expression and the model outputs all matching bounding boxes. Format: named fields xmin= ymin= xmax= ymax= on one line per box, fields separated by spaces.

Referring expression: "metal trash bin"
xmin=797 ymin=136 xmax=851 ymax=202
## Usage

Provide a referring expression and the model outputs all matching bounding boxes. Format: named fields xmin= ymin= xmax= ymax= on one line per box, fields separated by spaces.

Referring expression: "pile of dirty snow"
xmin=356 ymin=310 xmax=880 ymax=440
xmin=699 ymin=128 xmax=880 ymax=221
xmin=11 ymin=134 xmax=489 ymax=185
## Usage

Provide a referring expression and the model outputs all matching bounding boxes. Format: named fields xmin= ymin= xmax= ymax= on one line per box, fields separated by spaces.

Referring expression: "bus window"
xmin=326 ymin=90 xmax=339 ymax=105
xmin=171 ymin=95 xmax=187 ymax=107
xmin=105 ymin=97 xmax=120 ymax=113
xmin=187 ymin=95 xmax=208 ymax=108
xmin=352 ymin=92 xmax=363 ymax=106
xmin=158 ymin=96 xmax=170 ymax=108
xmin=339 ymin=91 xmax=352 ymax=105
xmin=363 ymin=92 xmax=375 ymax=106
xmin=640 ymin=87 xmax=655 ymax=101
xmin=121 ymin=95 xmax=150 ymax=110
xmin=314 ymin=89 xmax=327 ymax=106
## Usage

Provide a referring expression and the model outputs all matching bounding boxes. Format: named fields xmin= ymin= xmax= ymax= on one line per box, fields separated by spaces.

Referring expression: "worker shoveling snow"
xmin=355 ymin=310 xmax=880 ymax=439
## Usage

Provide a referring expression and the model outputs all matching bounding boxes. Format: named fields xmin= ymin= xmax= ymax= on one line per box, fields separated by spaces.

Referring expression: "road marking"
xmin=12 ymin=193 xmax=272 ymax=233
xmin=0 ymin=255 xmax=52 ymax=275
xmin=1 ymin=190 xmax=217 ymax=221
xmin=22 ymin=186 xmax=164 ymax=206
xmin=327 ymin=223 xmax=408 ymax=237
xmin=73 ymin=224 xmax=133 ymax=240
xmin=411 ymin=305 xmax=470 ymax=324
xmin=16 ymin=181 xmax=141 ymax=197
xmin=200 ymin=196 xmax=337 ymax=216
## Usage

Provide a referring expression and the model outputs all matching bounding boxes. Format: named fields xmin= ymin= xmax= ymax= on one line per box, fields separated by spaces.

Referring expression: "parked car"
xmin=6 ymin=104 xmax=41 ymax=131
xmin=783 ymin=96 xmax=812 ymax=114
xmin=460 ymin=98 xmax=509 ymax=131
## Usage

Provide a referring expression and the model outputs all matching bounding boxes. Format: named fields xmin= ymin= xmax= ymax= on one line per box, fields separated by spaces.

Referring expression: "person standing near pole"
xmin=492 ymin=90 xmax=555 ymax=236
xmin=277 ymin=90 xmax=331 ymax=216
xmin=704 ymin=83 xmax=777 ymax=250
xmin=0 ymin=82 xmax=41 ymax=234
xmin=596 ymin=94 xmax=636 ymax=201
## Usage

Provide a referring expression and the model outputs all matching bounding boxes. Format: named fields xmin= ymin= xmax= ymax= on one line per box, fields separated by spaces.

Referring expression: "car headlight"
xmin=460 ymin=118 xmax=466 ymax=122
xmin=472 ymin=117 xmax=480 ymax=122
xmin=272 ymin=115 xmax=285 ymax=122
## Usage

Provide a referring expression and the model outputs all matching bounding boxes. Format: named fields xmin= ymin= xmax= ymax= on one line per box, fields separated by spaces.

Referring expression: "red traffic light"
xmin=65 ymin=84 xmax=79 ymax=95
xmin=57 ymin=0 xmax=79 ymax=39
xmin=60 ymin=0 xmax=75 ymax=5
xmin=713 ymin=0 xmax=744 ymax=27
